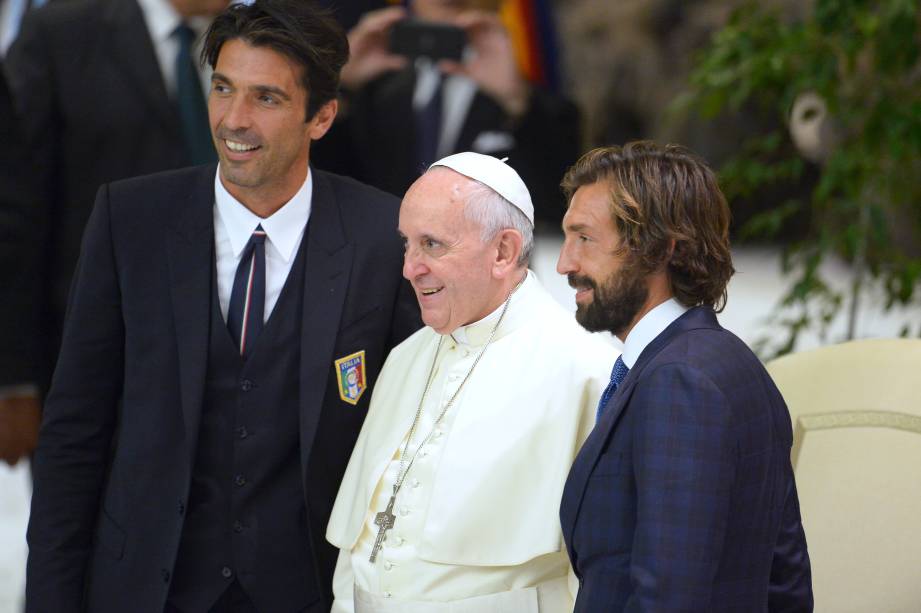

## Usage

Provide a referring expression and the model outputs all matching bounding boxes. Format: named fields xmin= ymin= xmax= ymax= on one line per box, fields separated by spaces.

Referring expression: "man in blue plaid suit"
xmin=557 ymin=142 xmax=813 ymax=612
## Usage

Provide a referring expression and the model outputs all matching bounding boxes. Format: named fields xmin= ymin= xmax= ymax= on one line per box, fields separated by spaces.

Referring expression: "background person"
xmin=313 ymin=0 xmax=580 ymax=227
xmin=1 ymin=0 xmax=228 ymax=467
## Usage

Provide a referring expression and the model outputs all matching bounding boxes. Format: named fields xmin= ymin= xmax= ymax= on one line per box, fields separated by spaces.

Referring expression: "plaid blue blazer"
xmin=560 ymin=307 xmax=813 ymax=612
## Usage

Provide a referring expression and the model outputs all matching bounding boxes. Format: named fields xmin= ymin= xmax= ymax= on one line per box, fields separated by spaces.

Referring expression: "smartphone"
xmin=389 ymin=19 xmax=467 ymax=62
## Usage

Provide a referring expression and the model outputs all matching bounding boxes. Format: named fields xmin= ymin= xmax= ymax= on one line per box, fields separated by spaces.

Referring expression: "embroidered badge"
xmin=334 ymin=350 xmax=367 ymax=405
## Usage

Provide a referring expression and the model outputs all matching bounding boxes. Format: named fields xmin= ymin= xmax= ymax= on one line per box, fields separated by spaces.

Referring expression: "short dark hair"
xmin=202 ymin=0 xmax=349 ymax=120
xmin=562 ymin=141 xmax=735 ymax=311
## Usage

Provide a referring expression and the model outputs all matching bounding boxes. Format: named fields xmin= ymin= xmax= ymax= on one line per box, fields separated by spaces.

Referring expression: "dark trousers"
xmin=165 ymin=581 xmax=257 ymax=613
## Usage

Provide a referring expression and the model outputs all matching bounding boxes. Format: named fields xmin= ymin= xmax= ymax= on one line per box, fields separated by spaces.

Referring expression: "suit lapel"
xmin=298 ymin=170 xmax=353 ymax=477
xmin=102 ymin=0 xmax=176 ymax=131
xmin=166 ymin=166 xmax=215 ymax=460
xmin=562 ymin=307 xmax=722 ymax=550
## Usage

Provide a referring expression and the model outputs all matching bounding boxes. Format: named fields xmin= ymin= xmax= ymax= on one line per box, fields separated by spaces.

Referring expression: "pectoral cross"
xmin=369 ymin=494 xmax=397 ymax=563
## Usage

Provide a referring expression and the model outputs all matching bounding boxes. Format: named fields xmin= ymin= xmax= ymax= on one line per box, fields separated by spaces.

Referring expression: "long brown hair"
xmin=562 ymin=141 xmax=735 ymax=311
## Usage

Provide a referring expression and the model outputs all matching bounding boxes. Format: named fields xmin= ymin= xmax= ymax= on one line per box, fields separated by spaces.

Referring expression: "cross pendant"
xmin=369 ymin=494 xmax=397 ymax=563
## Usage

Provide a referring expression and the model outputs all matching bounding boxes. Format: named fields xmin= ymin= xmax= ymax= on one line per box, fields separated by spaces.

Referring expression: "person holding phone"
xmin=312 ymin=0 xmax=581 ymax=227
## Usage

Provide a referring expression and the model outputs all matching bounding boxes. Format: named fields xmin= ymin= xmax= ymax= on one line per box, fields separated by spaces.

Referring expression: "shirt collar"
xmin=213 ymin=166 xmax=313 ymax=261
xmin=621 ymin=298 xmax=689 ymax=368
xmin=136 ymin=0 xmax=209 ymax=44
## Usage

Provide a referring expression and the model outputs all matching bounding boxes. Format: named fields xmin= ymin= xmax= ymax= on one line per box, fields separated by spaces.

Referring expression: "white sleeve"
xmin=331 ymin=547 xmax=356 ymax=613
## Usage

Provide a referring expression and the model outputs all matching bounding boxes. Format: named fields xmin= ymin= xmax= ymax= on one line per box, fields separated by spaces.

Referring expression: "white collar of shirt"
xmin=621 ymin=298 xmax=689 ymax=368
xmin=213 ymin=166 xmax=313 ymax=262
xmin=136 ymin=0 xmax=212 ymax=96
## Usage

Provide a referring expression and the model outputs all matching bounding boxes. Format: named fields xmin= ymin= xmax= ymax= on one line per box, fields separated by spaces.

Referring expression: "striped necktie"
xmin=227 ymin=225 xmax=267 ymax=359
xmin=596 ymin=355 xmax=629 ymax=422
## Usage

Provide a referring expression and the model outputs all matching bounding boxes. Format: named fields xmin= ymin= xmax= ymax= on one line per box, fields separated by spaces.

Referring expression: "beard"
xmin=570 ymin=261 xmax=648 ymax=337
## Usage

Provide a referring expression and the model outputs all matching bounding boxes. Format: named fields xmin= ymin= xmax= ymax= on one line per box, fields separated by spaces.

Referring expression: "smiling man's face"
xmin=208 ymin=39 xmax=333 ymax=212
xmin=557 ymin=180 xmax=650 ymax=339
xmin=399 ymin=168 xmax=506 ymax=335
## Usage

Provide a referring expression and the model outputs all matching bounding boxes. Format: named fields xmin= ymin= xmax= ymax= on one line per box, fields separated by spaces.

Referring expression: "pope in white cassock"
xmin=326 ymin=152 xmax=619 ymax=612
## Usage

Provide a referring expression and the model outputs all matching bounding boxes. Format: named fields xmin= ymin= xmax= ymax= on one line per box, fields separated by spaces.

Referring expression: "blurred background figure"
xmin=0 ymin=0 xmax=228 ymax=469
xmin=313 ymin=0 xmax=580 ymax=228
xmin=0 ymin=62 xmax=40 ymax=470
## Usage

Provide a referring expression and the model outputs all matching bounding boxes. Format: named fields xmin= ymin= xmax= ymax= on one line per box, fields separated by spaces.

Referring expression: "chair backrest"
xmin=767 ymin=338 xmax=921 ymax=613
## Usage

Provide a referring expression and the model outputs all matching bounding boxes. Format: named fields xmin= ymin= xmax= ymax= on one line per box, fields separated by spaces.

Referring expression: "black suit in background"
xmin=3 ymin=0 xmax=195 ymax=391
xmin=313 ymin=66 xmax=581 ymax=226
xmin=25 ymin=164 xmax=421 ymax=612
xmin=0 ymin=63 xmax=41 ymax=388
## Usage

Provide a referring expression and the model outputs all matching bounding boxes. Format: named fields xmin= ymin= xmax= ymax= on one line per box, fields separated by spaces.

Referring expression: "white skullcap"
xmin=430 ymin=152 xmax=534 ymax=225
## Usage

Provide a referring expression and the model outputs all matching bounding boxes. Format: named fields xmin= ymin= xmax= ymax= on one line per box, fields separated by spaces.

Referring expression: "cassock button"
xmin=234 ymin=475 xmax=247 ymax=487
xmin=178 ymin=501 xmax=185 ymax=516
xmin=236 ymin=426 xmax=249 ymax=440
xmin=222 ymin=566 xmax=233 ymax=579
xmin=161 ymin=569 xmax=170 ymax=583
xmin=240 ymin=379 xmax=254 ymax=392
xmin=411 ymin=478 xmax=420 ymax=488
xmin=233 ymin=521 xmax=244 ymax=533
xmin=384 ymin=561 xmax=393 ymax=571
xmin=399 ymin=507 xmax=409 ymax=517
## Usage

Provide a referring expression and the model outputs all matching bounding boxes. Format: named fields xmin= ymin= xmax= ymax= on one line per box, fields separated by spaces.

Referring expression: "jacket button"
xmin=233 ymin=474 xmax=246 ymax=487
xmin=222 ymin=566 xmax=233 ymax=579
xmin=161 ymin=569 xmax=170 ymax=583
xmin=240 ymin=379 xmax=254 ymax=392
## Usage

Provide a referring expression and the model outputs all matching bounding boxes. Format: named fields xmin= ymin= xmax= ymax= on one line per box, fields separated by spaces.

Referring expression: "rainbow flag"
xmin=499 ymin=0 xmax=561 ymax=91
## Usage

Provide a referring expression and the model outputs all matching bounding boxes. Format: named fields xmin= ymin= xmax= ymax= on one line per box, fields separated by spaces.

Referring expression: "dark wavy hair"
xmin=561 ymin=141 xmax=735 ymax=311
xmin=202 ymin=0 xmax=348 ymax=120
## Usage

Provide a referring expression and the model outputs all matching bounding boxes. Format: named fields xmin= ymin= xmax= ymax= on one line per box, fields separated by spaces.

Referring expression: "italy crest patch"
xmin=334 ymin=350 xmax=367 ymax=405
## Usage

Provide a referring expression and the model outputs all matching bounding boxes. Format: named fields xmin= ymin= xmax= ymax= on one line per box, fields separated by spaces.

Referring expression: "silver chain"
xmin=391 ymin=282 xmax=520 ymax=497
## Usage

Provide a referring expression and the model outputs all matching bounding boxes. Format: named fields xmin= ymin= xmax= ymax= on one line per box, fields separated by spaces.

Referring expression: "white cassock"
xmin=326 ymin=272 xmax=619 ymax=613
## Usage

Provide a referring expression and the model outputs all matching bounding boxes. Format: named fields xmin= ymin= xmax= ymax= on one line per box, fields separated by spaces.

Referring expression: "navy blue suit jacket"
xmin=560 ymin=307 xmax=813 ymax=612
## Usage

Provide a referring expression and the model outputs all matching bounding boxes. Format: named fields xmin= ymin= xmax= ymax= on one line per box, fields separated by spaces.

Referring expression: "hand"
xmin=340 ymin=7 xmax=410 ymax=92
xmin=0 ymin=394 xmax=41 ymax=466
xmin=439 ymin=11 xmax=531 ymax=119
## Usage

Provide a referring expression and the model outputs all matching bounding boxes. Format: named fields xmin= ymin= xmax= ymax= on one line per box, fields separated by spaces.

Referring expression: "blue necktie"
xmin=414 ymin=75 xmax=443 ymax=171
xmin=596 ymin=355 xmax=629 ymax=422
xmin=174 ymin=23 xmax=216 ymax=165
xmin=227 ymin=226 xmax=267 ymax=359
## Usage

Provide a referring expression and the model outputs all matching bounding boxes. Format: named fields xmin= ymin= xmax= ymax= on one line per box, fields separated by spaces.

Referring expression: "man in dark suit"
xmin=312 ymin=0 xmax=580 ymax=227
xmin=3 ymin=0 xmax=225 ymax=410
xmin=0 ymin=63 xmax=41 ymax=466
xmin=557 ymin=142 xmax=813 ymax=612
xmin=25 ymin=2 xmax=420 ymax=612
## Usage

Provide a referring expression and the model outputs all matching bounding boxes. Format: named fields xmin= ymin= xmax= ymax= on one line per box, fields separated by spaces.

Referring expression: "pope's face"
xmin=399 ymin=169 xmax=503 ymax=335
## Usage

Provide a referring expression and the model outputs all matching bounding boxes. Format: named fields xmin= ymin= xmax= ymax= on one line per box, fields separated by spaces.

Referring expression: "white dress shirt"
xmin=136 ymin=0 xmax=212 ymax=98
xmin=213 ymin=167 xmax=312 ymax=323
xmin=621 ymin=298 xmax=690 ymax=368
